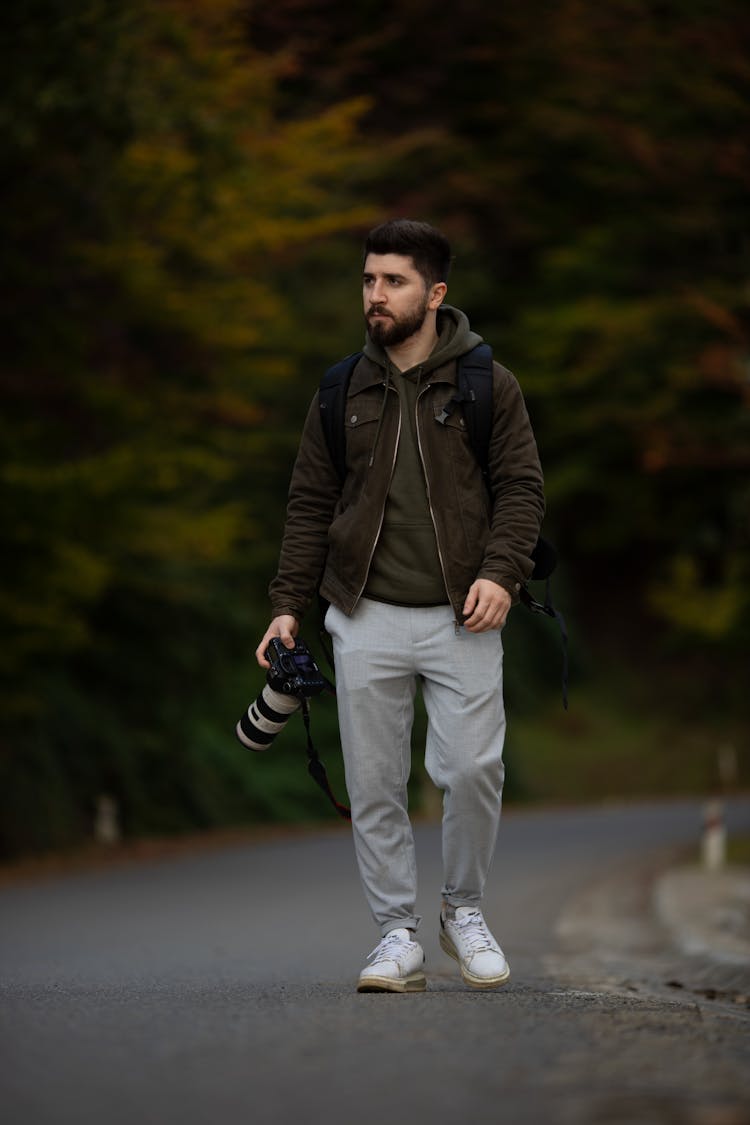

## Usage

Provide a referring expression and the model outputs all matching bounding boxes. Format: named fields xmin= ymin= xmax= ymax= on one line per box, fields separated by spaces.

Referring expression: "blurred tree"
xmin=249 ymin=0 xmax=750 ymax=666
xmin=0 ymin=0 xmax=378 ymax=854
xmin=2 ymin=0 xmax=748 ymax=856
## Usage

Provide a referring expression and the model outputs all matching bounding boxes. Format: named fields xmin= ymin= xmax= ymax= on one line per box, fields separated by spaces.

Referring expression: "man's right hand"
xmin=255 ymin=615 xmax=299 ymax=669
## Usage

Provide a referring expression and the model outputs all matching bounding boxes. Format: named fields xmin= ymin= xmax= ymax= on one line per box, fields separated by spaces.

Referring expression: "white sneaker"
xmin=439 ymin=907 xmax=510 ymax=989
xmin=357 ymin=928 xmax=427 ymax=993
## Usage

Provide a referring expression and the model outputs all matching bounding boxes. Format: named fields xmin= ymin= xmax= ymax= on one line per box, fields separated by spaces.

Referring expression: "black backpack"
xmin=318 ymin=345 xmax=568 ymax=707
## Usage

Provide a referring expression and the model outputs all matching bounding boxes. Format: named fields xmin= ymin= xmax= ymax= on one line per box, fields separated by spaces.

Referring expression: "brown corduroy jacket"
xmin=269 ymin=347 xmax=545 ymax=625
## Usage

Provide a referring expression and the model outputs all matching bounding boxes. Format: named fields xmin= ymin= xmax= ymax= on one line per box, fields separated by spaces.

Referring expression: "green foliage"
xmin=2 ymin=0 xmax=748 ymax=858
xmin=250 ymin=0 xmax=750 ymax=647
xmin=506 ymin=686 xmax=750 ymax=806
xmin=0 ymin=0 xmax=378 ymax=855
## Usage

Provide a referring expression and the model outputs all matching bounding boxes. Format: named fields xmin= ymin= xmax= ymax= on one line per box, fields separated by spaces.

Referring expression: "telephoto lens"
xmin=236 ymin=684 xmax=301 ymax=752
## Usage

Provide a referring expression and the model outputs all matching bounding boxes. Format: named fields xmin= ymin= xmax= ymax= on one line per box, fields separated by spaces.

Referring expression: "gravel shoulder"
xmin=549 ymin=845 xmax=750 ymax=1013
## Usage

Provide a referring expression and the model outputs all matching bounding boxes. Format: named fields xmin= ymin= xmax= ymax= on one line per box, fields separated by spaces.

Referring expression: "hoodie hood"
xmin=363 ymin=305 xmax=483 ymax=376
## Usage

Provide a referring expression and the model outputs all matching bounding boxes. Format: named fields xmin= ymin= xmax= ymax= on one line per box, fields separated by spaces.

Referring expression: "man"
xmin=256 ymin=219 xmax=544 ymax=992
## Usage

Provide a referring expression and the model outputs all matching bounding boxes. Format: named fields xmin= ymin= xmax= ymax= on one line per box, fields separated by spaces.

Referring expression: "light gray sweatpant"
xmin=325 ymin=599 xmax=506 ymax=935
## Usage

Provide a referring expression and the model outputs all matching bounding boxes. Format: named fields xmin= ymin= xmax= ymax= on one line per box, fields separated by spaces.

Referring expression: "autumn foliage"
xmin=1 ymin=0 xmax=748 ymax=855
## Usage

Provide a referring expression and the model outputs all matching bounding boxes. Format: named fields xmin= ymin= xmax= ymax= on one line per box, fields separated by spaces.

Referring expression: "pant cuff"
xmin=381 ymin=916 xmax=420 ymax=936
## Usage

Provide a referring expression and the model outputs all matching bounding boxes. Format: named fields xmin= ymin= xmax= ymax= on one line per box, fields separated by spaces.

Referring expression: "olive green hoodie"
xmin=363 ymin=305 xmax=483 ymax=606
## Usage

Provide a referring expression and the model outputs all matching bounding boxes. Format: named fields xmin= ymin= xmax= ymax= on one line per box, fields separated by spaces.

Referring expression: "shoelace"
xmin=450 ymin=910 xmax=497 ymax=954
xmin=367 ymin=931 xmax=415 ymax=966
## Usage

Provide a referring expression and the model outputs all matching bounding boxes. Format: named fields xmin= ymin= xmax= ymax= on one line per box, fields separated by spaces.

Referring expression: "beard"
xmin=365 ymin=297 xmax=429 ymax=348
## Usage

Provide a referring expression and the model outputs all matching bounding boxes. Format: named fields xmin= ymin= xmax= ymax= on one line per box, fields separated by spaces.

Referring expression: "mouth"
xmin=368 ymin=309 xmax=390 ymax=320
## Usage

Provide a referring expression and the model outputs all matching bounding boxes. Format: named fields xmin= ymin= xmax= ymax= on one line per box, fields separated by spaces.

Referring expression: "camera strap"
xmin=300 ymin=699 xmax=351 ymax=821
xmin=519 ymin=579 xmax=569 ymax=710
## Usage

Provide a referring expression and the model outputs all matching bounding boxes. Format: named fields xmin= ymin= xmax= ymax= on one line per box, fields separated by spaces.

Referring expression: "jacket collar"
xmin=349 ymin=353 xmax=459 ymax=396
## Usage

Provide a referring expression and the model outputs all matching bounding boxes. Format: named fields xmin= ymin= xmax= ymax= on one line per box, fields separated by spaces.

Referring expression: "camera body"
xmin=236 ymin=638 xmax=328 ymax=753
xmin=265 ymin=637 xmax=328 ymax=697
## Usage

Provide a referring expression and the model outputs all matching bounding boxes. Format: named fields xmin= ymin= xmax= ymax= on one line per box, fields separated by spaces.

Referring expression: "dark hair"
xmin=363 ymin=219 xmax=452 ymax=287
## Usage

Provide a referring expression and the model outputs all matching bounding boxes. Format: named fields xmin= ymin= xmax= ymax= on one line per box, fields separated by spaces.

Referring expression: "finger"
xmin=255 ymin=625 xmax=280 ymax=668
xmin=463 ymin=588 xmax=495 ymax=625
xmin=462 ymin=583 xmax=480 ymax=620
xmin=465 ymin=609 xmax=492 ymax=631
xmin=277 ymin=616 xmax=299 ymax=649
xmin=463 ymin=602 xmax=490 ymax=630
xmin=255 ymin=635 xmax=272 ymax=668
xmin=465 ymin=599 xmax=506 ymax=632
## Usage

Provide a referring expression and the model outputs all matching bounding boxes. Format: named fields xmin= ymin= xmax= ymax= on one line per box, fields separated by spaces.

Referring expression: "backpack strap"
xmin=323 ymin=343 xmax=494 ymax=480
xmin=456 ymin=342 xmax=494 ymax=482
xmin=317 ymin=353 xmax=361 ymax=672
xmin=439 ymin=353 xmax=568 ymax=708
xmin=520 ymin=536 xmax=569 ymax=710
xmin=319 ymin=351 xmax=363 ymax=483
xmin=435 ymin=342 xmax=494 ymax=484
xmin=519 ymin=583 xmax=569 ymax=711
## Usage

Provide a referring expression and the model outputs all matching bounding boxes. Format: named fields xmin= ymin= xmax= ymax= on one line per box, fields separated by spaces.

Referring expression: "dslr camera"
xmin=236 ymin=638 xmax=328 ymax=753
xmin=264 ymin=637 xmax=328 ymax=697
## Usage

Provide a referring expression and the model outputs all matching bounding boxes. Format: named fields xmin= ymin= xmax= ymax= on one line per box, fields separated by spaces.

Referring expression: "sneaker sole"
xmin=439 ymin=929 xmax=511 ymax=989
xmin=357 ymin=972 xmax=427 ymax=993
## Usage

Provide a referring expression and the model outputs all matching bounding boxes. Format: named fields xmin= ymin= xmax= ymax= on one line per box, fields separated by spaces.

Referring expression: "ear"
xmin=428 ymin=281 xmax=448 ymax=309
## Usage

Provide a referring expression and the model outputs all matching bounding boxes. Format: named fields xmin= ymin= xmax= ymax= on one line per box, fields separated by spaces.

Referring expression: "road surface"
xmin=1 ymin=800 xmax=749 ymax=1124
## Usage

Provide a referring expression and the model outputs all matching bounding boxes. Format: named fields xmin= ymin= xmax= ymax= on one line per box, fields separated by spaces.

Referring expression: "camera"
xmin=236 ymin=638 xmax=328 ymax=753
xmin=264 ymin=637 xmax=328 ymax=698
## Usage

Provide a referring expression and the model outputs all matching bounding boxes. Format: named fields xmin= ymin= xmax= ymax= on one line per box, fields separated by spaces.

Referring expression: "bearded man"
xmin=256 ymin=219 xmax=545 ymax=992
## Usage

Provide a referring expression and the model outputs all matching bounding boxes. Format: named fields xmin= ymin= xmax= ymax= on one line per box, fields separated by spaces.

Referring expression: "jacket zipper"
xmin=415 ymin=383 xmax=461 ymax=629
xmin=351 ymin=383 xmax=401 ymax=609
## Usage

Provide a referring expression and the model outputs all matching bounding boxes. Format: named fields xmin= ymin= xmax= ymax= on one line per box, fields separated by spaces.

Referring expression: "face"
xmin=363 ymin=253 xmax=445 ymax=348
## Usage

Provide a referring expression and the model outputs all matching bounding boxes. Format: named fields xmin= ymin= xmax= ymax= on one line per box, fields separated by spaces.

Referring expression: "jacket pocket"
xmin=342 ymin=396 xmax=386 ymax=477
xmin=344 ymin=398 xmax=383 ymax=430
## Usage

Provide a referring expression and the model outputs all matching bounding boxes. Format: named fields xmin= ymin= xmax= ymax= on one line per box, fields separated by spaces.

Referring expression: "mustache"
xmin=367 ymin=307 xmax=391 ymax=319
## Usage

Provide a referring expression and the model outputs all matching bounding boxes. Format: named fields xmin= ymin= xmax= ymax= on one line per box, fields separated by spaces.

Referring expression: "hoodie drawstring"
xmin=368 ymin=358 xmax=393 ymax=467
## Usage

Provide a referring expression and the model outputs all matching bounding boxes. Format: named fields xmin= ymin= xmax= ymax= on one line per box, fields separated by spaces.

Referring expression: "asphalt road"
xmin=1 ymin=799 xmax=749 ymax=1125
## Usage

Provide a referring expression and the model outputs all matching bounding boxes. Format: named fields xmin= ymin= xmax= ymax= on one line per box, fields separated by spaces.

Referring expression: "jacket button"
xmin=350 ymin=414 xmax=358 ymax=423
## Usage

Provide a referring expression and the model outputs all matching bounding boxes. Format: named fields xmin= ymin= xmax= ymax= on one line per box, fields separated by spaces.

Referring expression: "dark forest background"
xmin=1 ymin=0 xmax=748 ymax=858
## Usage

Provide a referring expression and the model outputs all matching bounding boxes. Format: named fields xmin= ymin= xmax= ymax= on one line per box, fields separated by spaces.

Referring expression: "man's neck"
xmin=386 ymin=319 xmax=440 ymax=373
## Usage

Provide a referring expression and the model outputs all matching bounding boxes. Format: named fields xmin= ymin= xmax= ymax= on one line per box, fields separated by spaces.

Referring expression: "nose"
xmin=369 ymin=278 xmax=387 ymax=306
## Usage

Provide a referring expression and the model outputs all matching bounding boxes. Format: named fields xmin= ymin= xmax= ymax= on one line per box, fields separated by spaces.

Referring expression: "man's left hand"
xmin=462 ymin=578 xmax=512 ymax=632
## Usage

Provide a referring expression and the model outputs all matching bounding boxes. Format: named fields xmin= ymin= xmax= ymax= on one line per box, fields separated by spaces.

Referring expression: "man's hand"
xmin=462 ymin=579 xmax=512 ymax=633
xmin=255 ymin=615 xmax=299 ymax=669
